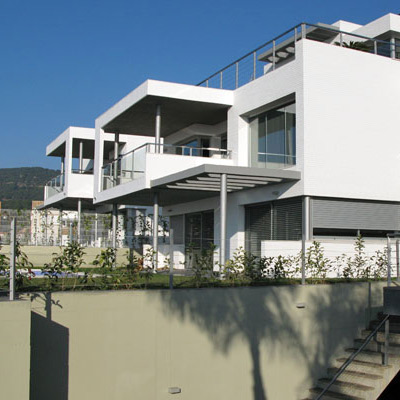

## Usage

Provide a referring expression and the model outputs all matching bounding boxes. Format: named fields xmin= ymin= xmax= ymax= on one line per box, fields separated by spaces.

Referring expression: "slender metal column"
xmin=169 ymin=228 xmax=174 ymax=289
xmin=153 ymin=193 xmax=159 ymax=270
xmin=155 ymin=105 xmax=161 ymax=153
xmin=79 ymin=140 xmax=83 ymax=173
xmin=77 ymin=199 xmax=81 ymax=244
xmin=220 ymin=173 xmax=227 ymax=271
xmin=390 ymin=37 xmax=396 ymax=59
xmin=59 ymin=209 xmax=63 ymax=246
xmin=127 ymin=208 xmax=135 ymax=267
xmin=61 ymin=157 xmax=65 ymax=175
xmin=114 ymin=133 xmax=119 ymax=183
xmin=396 ymin=240 xmax=400 ymax=282
xmin=9 ymin=218 xmax=16 ymax=301
xmin=94 ymin=212 xmax=98 ymax=247
xmin=387 ymin=237 xmax=392 ymax=287
xmin=302 ymin=196 xmax=310 ymax=285
xmin=112 ymin=204 xmax=118 ymax=249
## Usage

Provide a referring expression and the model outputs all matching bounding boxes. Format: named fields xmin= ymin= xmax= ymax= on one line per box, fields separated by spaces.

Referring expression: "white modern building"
xmin=90 ymin=13 xmax=400 ymax=267
xmin=42 ymin=126 xmax=157 ymax=247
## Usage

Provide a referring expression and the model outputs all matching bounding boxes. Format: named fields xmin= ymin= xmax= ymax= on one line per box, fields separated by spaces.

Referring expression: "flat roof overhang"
xmin=39 ymin=197 xmax=96 ymax=211
xmin=99 ymin=165 xmax=301 ymax=207
xmin=98 ymin=80 xmax=234 ymax=136
xmin=258 ymin=23 xmax=339 ymax=65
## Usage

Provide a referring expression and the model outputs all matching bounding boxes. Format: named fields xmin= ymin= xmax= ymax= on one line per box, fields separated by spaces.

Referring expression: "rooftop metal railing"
xmin=101 ymin=143 xmax=231 ymax=191
xmin=198 ymin=22 xmax=400 ymax=90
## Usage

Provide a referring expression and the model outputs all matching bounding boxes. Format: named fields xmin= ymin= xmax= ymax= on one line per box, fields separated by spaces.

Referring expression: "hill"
xmin=0 ymin=167 xmax=60 ymax=209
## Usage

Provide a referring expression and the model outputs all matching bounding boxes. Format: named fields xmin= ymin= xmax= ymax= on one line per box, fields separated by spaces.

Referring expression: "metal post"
xmin=61 ymin=156 xmax=65 ymax=175
xmin=169 ymin=228 xmax=174 ymax=290
xmin=112 ymin=204 xmax=118 ymax=250
xmin=294 ymin=27 xmax=297 ymax=43
xmin=374 ymin=40 xmax=378 ymax=55
xmin=59 ymin=209 xmax=63 ymax=246
xmin=253 ymin=51 xmax=256 ymax=80
xmin=387 ymin=236 xmax=392 ymax=287
xmin=384 ymin=318 xmax=390 ymax=366
xmin=396 ymin=240 xmax=400 ymax=282
xmin=272 ymin=40 xmax=276 ymax=70
xmin=220 ymin=71 xmax=223 ymax=88
xmin=77 ymin=199 xmax=81 ymax=244
xmin=94 ymin=212 xmax=98 ymax=247
xmin=9 ymin=218 xmax=16 ymax=301
xmin=339 ymin=32 xmax=343 ymax=47
xmin=155 ymin=105 xmax=161 ymax=153
xmin=79 ymin=140 xmax=83 ymax=173
xmin=206 ymin=80 xmax=209 ymax=88
xmin=301 ymin=23 xmax=306 ymax=39
xmin=114 ymin=133 xmax=119 ymax=184
xmin=220 ymin=173 xmax=227 ymax=273
xmin=69 ymin=222 xmax=73 ymax=243
xmin=390 ymin=37 xmax=396 ymax=59
xmin=301 ymin=196 xmax=310 ymax=285
xmin=235 ymin=62 xmax=239 ymax=89
xmin=153 ymin=192 xmax=159 ymax=271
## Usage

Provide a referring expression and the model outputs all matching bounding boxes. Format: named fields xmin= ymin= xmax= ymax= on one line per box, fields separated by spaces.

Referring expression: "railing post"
xmin=272 ymin=40 xmax=276 ymax=70
xmin=301 ymin=23 xmax=306 ymax=39
xmin=374 ymin=40 xmax=378 ymax=55
xmin=390 ymin=37 xmax=396 ymax=59
xmin=206 ymin=79 xmax=209 ymax=88
xmin=9 ymin=218 xmax=16 ymax=301
xmin=235 ymin=62 xmax=239 ymax=89
xmin=384 ymin=317 xmax=390 ymax=366
xmin=253 ymin=51 xmax=256 ymax=80
xmin=396 ymin=239 xmax=400 ymax=282
xmin=339 ymin=32 xmax=343 ymax=47
xmin=387 ymin=236 xmax=392 ymax=287
xmin=220 ymin=71 xmax=223 ymax=89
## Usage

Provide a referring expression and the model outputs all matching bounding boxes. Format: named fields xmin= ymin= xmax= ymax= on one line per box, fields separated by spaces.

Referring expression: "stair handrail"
xmin=315 ymin=313 xmax=390 ymax=400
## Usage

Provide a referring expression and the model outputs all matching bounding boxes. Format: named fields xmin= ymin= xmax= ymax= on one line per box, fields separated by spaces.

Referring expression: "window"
xmin=249 ymin=102 xmax=296 ymax=168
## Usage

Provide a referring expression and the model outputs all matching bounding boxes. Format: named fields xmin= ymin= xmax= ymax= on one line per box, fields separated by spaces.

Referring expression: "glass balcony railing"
xmin=257 ymin=153 xmax=296 ymax=168
xmin=45 ymin=173 xmax=64 ymax=199
xmin=101 ymin=143 xmax=232 ymax=191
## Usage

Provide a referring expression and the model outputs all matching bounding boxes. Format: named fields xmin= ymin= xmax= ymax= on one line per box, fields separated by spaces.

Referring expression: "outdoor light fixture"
xmin=168 ymin=387 xmax=182 ymax=394
xmin=296 ymin=303 xmax=306 ymax=308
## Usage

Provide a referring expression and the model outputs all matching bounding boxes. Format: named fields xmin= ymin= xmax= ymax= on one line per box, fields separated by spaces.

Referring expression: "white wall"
xmin=302 ymin=39 xmax=400 ymax=201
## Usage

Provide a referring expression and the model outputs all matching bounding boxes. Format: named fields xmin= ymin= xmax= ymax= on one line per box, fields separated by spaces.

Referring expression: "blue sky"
xmin=0 ymin=0 xmax=398 ymax=170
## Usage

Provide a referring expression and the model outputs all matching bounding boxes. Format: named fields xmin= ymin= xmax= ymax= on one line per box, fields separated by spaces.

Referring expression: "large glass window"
xmin=249 ymin=102 xmax=296 ymax=168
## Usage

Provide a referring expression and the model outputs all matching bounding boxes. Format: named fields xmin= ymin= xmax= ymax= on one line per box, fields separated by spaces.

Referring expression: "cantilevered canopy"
xmin=106 ymin=165 xmax=301 ymax=207
xmin=258 ymin=23 xmax=339 ymax=65
xmin=38 ymin=197 xmax=96 ymax=211
xmin=98 ymin=80 xmax=234 ymax=137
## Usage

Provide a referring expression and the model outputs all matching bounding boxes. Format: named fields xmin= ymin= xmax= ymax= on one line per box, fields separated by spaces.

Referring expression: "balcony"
xmin=101 ymin=143 xmax=232 ymax=191
xmin=45 ymin=174 xmax=64 ymax=199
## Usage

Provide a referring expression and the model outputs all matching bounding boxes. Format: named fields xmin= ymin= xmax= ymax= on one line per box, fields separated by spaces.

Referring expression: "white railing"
xmin=101 ymin=143 xmax=232 ymax=190
xmin=45 ymin=173 xmax=64 ymax=199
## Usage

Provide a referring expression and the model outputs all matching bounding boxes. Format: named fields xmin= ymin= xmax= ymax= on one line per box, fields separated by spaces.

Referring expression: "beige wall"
xmin=0 ymin=245 xmax=130 ymax=267
xmin=8 ymin=282 xmax=382 ymax=400
xmin=0 ymin=299 xmax=31 ymax=400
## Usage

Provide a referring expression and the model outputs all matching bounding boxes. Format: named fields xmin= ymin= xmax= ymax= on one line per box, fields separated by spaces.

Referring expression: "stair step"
xmin=327 ymin=367 xmax=383 ymax=382
xmin=335 ymin=358 xmax=391 ymax=374
xmin=361 ymin=330 xmax=400 ymax=344
xmin=370 ymin=321 xmax=400 ymax=333
xmin=354 ymin=338 xmax=400 ymax=353
xmin=344 ymin=348 xmax=400 ymax=364
xmin=318 ymin=378 xmax=374 ymax=397
xmin=309 ymin=387 xmax=364 ymax=400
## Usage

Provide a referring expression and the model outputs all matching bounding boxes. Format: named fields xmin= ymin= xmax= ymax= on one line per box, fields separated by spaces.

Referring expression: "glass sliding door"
xmin=249 ymin=102 xmax=296 ymax=168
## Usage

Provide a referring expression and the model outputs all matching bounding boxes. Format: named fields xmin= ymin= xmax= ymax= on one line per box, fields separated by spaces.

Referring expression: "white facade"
xmin=84 ymin=13 xmax=400 ymax=265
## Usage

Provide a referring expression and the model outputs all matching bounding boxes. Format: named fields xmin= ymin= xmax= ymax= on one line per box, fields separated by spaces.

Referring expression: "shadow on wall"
xmin=30 ymin=293 xmax=69 ymax=400
xmin=158 ymin=282 xmax=382 ymax=400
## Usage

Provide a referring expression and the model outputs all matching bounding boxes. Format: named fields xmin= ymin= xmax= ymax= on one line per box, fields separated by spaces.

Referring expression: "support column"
xmin=77 ymin=199 xmax=81 ymax=244
xmin=390 ymin=37 xmax=396 ymax=59
xmin=127 ymin=208 xmax=135 ymax=267
xmin=114 ymin=133 xmax=119 ymax=184
xmin=112 ymin=204 xmax=118 ymax=249
xmin=153 ymin=192 xmax=159 ymax=271
xmin=9 ymin=218 xmax=16 ymax=301
xmin=94 ymin=212 xmax=98 ymax=247
xmin=61 ymin=157 xmax=65 ymax=176
xmin=79 ymin=140 xmax=83 ymax=173
xmin=219 ymin=173 xmax=227 ymax=272
xmin=59 ymin=209 xmax=63 ymax=246
xmin=301 ymin=196 xmax=310 ymax=285
xmin=155 ymin=105 xmax=161 ymax=153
